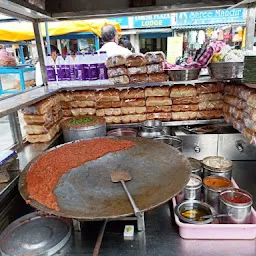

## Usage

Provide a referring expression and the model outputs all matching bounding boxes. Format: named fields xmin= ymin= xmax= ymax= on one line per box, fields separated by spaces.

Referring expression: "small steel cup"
xmin=183 ymin=174 xmax=202 ymax=201
xmin=220 ymin=188 xmax=253 ymax=224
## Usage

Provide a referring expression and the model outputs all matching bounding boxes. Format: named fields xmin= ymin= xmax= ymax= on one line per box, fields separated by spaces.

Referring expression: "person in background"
xmin=98 ymin=25 xmax=132 ymax=57
xmin=119 ymin=38 xmax=135 ymax=53
xmin=47 ymin=45 xmax=60 ymax=62
xmin=35 ymin=45 xmax=60 ymax=86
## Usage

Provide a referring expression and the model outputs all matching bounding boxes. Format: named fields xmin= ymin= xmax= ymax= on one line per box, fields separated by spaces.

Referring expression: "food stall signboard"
xmin=175 ymin=8 xmax=246 ymax=26
xmin=107 ymin=17 xmax=129 ymax=29
xmin=133 ymin=14 xmax=171 ymax=28
xmin=167 ymin=36 xmax=183 ymax=64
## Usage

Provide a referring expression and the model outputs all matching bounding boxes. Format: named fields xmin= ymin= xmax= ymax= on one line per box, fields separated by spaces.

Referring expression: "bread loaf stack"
xmin=223 ymin=84 xmax=256 ymax=144
xmin=243 ymin=93 xmax=256 ymax=144
xmin=22 ymin=95 xmax=61 ymax=143
xmin=170 ymin=83 xmax=224 ymax=120
xmin=95 ymin=89 xmax=122 ymax=124
xmin=106 ymin=55 xmax=130 ymax=85
xmin=170 ymin=85 xmax=198 ymax=121
xmin=145 ymin=52 xmax=168 ymax=83
xmin=106 ymin=52 xmax=168 ymax=85
xmin=60 ymin=91 xmax=96 ymax=118
xmin=223 ymin=85 xmax=247 ymax=132
xmin=119 ymin=88 xmax=147 ymax=123
xmin=196 ymin=83 xmax=224 ymax=120
xmin=126 ymin=54 xmax=148 ymax=84
xmin=145 ymin=87 xmax=172 ymax=121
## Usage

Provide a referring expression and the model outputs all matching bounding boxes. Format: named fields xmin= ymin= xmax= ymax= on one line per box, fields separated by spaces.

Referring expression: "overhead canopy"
xmin=0 ymin=19 xmax=121 ymax=42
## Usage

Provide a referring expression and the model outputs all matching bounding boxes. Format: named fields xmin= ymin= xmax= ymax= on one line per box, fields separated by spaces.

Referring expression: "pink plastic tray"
xmin=172 ymin=179 xmax=256 ymax=240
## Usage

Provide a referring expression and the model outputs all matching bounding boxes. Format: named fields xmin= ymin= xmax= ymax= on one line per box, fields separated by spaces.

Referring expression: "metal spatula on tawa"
xmin=111 ymin=170 xmax=142 ymax=218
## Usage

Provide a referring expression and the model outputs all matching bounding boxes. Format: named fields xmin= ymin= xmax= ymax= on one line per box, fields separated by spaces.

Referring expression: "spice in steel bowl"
xmin=187 ymin=176 xmax=201 ymax=186
xmin=221 ymin=190 xmax=252 ymax=204
xmin=181 ymin=209 xmax=209 ymax=222
xmin=61 ymin=116 xmax=105 ymax=129
xmin=203 ymin=156 xmax=232 ymax=170
xmin=203 ymin=176 xmax=232 ymax=188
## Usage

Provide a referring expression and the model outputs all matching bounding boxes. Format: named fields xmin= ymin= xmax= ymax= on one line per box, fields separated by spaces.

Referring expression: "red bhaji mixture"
xmin=26 ymin=138 xmax=135 ymax=211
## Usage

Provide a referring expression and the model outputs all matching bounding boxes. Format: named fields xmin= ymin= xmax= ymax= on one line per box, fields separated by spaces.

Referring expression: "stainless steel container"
xmin=167 ymin=68 xmax=201 ymax=81
xmin=175 ymin=200 xmax=216 ymax=224
xmin=203 ymin=176 xmax=232 ymax=213
xmin=188 ymin=157 xmax=202 ymax=177
xmin=220 ymin=188 xmax=253 ymax=224
xmin=202 ymin=156 xmax=233 ymax=180
xmin=107 ymin=128 xmax=137 ymax=137
xmin=209 ymin=62 xmax=244 ymax=80
xmin=62 ymin=118 xmax=106 ymax=142
xmin=138 ymin=120 xmax=165 ymax=139
xmin=183 ymin=174 xmax=202 ymax=201
xmin=153 ymin=136 xmax=182 ymax=152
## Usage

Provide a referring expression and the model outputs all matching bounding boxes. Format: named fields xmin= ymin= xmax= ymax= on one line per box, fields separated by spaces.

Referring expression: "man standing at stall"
xmin=99 ymin=24 xmax=132 ymax=57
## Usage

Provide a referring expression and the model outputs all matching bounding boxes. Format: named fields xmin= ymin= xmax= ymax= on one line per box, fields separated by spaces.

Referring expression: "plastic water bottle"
xmin=83 ymin=53 xmax=91 ymax=83
xmin=88 ymin=52 xmax=99 ymax=81
xmin=82 ymin=53 xmax=89 ymax=81
xmin=98 ymin=51 xmax=108 ymax=81
xmin=75 ymin=52 xmax=84 ymax=82
xmin=64 ymin=53 xmax=72 ymax=84
xmin=56 ymin=54 xmax=66 ymax=85
xmin=45 ymin=54 xmax=57 ymax=86
xmin=69 ymin=54 xmax=76 ymax=83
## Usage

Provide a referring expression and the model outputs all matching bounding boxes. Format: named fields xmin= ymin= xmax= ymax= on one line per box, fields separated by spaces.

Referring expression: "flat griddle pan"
xmin=19 ymin=137 xmax=191 ymax=220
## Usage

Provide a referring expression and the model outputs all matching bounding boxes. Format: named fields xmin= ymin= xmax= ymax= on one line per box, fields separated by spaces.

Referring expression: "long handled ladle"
xmin=111 ymin=170 xmax=142 ymax=218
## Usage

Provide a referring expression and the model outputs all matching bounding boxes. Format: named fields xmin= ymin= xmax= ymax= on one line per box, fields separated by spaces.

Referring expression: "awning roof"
xmin=0 ymin=19 xmax=121 ymax=42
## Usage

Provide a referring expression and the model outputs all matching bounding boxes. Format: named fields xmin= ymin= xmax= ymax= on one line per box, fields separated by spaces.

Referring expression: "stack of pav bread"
xmin=223 ymin=84 xmax=256 ymax=144
xmin=171 ymin=83 xmax=224 ymax=121
xmin=22 ymin=82 xmax=228 ymax=143
xmin=60 ymin=91 xmax=96 ymax=118
xmin=106 ymin=52 xmax=168 ymax=84
xmin=22 ymin=94 xmax=62 ymax=143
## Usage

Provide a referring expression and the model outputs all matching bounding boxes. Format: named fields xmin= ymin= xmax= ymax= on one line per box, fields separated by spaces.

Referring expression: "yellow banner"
xmin=0 ymin=20 xmax=121 ymax=42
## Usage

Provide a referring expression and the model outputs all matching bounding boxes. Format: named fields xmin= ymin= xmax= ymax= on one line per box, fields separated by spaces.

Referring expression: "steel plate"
xmin=0 ymin=212 xmax=71 ymax=256
xmin=19 ymin=137 xmax=191 ymax=220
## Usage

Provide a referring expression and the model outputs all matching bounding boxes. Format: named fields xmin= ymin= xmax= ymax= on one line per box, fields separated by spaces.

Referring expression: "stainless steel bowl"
xmin=188 ymin=157 xmax=203 ymax=177
xmin=107 ymin=128 xmax=137 ymax=137
xmin=202 ymin=156 xmax=232 ymax=180
xmin=167 ymin=68 xmax=201 ymax=81
xmin=175 ymin=200 xmax=215 ymax=225
xmin=153 ymin=136 xmax=182 ymax=151
xmin=142 ymin=120 xmax=163 ymax=132
xmin=139 ymin=120 xmax=165 ymax=139
xmin=220 ymin=188 xmax=253 ymax=224
xmin=209 ymin=62 xmax=244 ymax=80
xmin=183 ymin=174 xmax=202 ymax=201
xmin=203 ymin=176 xmax=233 ymax=213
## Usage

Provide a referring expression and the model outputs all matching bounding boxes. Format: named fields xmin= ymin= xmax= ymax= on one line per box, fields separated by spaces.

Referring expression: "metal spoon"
xmin=201 ymin=213 xmax=232 ymax=219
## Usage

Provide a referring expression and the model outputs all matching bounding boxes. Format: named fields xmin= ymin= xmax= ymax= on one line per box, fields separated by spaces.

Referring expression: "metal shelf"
xmin=107 ymin=119 xmax=225 ymax=129
xmin=0 ymin=0 xmax=52 ymax=22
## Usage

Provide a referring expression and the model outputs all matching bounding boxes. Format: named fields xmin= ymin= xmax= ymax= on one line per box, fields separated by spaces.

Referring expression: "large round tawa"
xmin=19 ymin=137 xmax=191 ymax=220
xmin=0 ymin=212 xmax=71 ymax=256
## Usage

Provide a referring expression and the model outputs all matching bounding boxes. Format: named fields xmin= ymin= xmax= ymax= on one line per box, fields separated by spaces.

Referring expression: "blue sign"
xmin=133 ymin=14 xmax=171 ymax=28
xmin=107 ymin=17 xmax=129 ymax=28
xmin=175 ymin=8 xmax=247 ymax=26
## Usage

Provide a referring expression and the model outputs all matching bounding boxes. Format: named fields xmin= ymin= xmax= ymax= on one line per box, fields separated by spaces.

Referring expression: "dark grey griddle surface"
xmin=19 ymin=137 xmax=191 ymax=220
